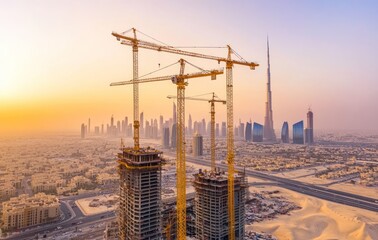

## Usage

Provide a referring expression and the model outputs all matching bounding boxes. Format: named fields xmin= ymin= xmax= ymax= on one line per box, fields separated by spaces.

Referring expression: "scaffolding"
xmin=118 ymin=147 xmax=163 ymax=240
xmin=193 ymin=169 xmax=247 ymax=240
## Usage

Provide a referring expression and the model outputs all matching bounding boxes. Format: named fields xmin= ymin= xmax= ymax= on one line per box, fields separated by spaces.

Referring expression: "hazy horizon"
xmin=1 ymin=0 xmax=377 ymax=135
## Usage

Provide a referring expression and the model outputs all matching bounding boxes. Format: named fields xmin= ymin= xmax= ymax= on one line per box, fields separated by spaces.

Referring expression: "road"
xmin=164 ymin=152 xmax=378 ymax=213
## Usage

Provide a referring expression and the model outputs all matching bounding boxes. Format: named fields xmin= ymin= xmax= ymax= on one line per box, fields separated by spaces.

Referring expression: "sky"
xmin=0 ymin=0 xmax=377 ymax=135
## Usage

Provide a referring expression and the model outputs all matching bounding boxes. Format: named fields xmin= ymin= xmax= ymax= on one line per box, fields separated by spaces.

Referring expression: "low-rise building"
xmin=1 ymin=193 xmax=60 ymax=231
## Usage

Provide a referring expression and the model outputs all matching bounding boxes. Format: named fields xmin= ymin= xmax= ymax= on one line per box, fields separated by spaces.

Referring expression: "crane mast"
xmin=167 ymin=92 xmax=225 ymax=172
xmin=132 ymin=28 xmax=140 ymax=151
xmin=226 ymin=46 xmax=236 ymax=239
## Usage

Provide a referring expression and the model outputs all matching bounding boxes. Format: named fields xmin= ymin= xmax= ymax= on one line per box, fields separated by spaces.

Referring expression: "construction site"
xmin=111 ymin=27 xmax=258 ymax=240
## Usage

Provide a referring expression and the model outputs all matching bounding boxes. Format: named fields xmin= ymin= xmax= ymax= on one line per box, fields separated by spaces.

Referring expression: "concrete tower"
xmin=305 ymin=109 xmax=314 ymax=144
xmin=173 ymin=102 xmax=177 ymax=125
xmin=263 ymin=38 xmax=276 ymax=141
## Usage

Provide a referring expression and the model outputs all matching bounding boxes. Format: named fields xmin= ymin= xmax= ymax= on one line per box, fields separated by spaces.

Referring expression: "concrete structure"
xmin=263 ymin=38 xmax=276 ymax=141
xmin=281 ymin=121 xmax=289 ymax=143
xmin=221 ymin=122 xmax=226 ymax=138
xmin=193 ymin=170 xmax=247 ymax=240
xmin=1 ymin=193 xmax=60 ymax=231
xmin=305 ymin=109 xmax=314 ymax=144
xmin=118 ymin=147 xmax=163 ymax=240
xmin=239 ymin=122 xmax=245 ymax=139
xmin=192 ymin=133 xmax=203 ymax=156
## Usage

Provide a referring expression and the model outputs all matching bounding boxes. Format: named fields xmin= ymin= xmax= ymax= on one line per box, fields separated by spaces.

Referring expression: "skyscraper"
xmin=140 ymin=112 xmax=144 ymax=137
xmin=239 ymin=122 xmax=245 ymax=139
xmin=173 ymin=102 xmax=177 ymax=125
xmin=215 ymin=123 xmax=220 ymax=138
xmin=293 ymin=121 xmax=304 ymax=144
xmin=263 ymin=38 xmax=276 ymax=141
xmin=88 ymin=118 xmax=91 ymax=134
xmin=192 ymin=133 xmax=203 ymax=156
xmin=253 ymin=122 xmax=263 ymax=142
xmin=171 ymin=123 xmax=177 ymax=148
xmin=281 ymin=122 xmax=289 ymax=143
xmin=188 ymin=114 xmax=193 ymax=136
xmin=162 ymin=127 xmax=170 ymax=148
xmin=305 ymin=109 xmax=314 ymax=144
xmin=81 ymin=123 xmax=86 ymax=139
xmin=221 ymin=122 xmax=226 ymax=138
xmin=245 ymin=122 xmax=252 ymax=142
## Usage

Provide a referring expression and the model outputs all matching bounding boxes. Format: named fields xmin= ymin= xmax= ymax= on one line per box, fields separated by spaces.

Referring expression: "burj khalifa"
xmin=263 ymin=38 xmax=276 ymax=141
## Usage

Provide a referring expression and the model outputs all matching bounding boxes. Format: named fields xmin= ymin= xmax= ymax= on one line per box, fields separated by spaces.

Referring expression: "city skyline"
xmin=1 ymin=1 xmax=378 ymax=135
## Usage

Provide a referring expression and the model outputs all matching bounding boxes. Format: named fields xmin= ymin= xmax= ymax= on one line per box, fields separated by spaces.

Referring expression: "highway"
xmin=180 ymin=153 xmax=378 ymax=213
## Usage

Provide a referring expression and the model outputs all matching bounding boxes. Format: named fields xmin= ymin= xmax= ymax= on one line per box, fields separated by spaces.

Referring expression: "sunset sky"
xmin=1 ymin=0 xmax=377 ymax=135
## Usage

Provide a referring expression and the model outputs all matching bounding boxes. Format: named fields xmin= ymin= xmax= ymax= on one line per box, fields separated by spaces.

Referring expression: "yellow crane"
xmin=167 ymin=93 xmax=226 ymax=171
xmin=111 ymin=59 xmax=223 ymax=240
xmin=112 ymin=28 xmax=258 ymax=240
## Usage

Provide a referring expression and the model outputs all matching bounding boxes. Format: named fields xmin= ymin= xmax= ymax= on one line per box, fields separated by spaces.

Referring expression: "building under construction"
xmin=193 ymin=169 xmax=247 ymax=240
xmin=118 ymin=147 xmax=163 ymax=240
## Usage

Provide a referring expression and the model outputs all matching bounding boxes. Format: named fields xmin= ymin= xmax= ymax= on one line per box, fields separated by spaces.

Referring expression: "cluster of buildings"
xmin=1 ymin=193 xmax=60 ymax=231
xmin=0 ymin=136 xmax=120 ymax=232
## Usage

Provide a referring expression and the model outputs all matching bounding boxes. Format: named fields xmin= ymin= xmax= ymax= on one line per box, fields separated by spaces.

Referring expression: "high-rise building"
xmin=281 ymin=122 xmax=289 ymax=143
xmin=188 ymin=114 xmax=193 ymax=136
xmin=215 ymin=123 xmax=220 ymax=138
xmin=201 ymin=118 xmax=206 ymax=136
xmin=140 ymin=112 xmax=144 ymax=137
xmin=111 ymin=115 xmax=114 ymax=128
xmin=101 ymin=124 xmax=104 ymax=135
xmin=221 ymin=122 xmax=226 ymax=138
xmin=245 ymin=122 xmax=252 ymax=141
xmin=193 ymin=170 xmax=247 ymax=239
xmin=118 ymin=147 xmax=163 ymax=239
xmin=305 ymin=109 xmax=314 ymax=144
xmin=159 ymin=115 xmax=164 ymax=136
xmin=95 ymin=126 xmax=100 ymax=135
xmin=171 ymin=123 xmax=177 ymax=149
xmin=252 ymin=122 xmax=263 ymax=142
xmin=193 ymin=133 xmax=203 ymax=156
xmin=88 ymin=118 xmax=91 ymax=134
xmin=239 ymin=122 xmax=245 ymax=139
xmin=293 ymin=121 xmax=304 ymax=144
xmin=173 ymin=102 xmax=177 ymax=125
xmin=81 ymin=123 xmax=86 ymax=139
xmin=162 ymin=127 xmax=170 ymax=148
xmin=263 ymin=38 xmax=276 ymax=142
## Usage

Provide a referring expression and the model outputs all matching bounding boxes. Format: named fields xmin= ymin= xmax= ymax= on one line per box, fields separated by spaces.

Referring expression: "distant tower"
xmin=140 ymin=112 xmax=144 ymax=137
xmin=245 ymin=122 xmax=252 ymax=142
xmin=305 ymin=109 xmax=314 ymax=144
xmin=173 ymin=102 xmax=177 ymax=125
xmin=281 ymin=122 xmax=289 ymax=143
xmin=192 ymin=132 xmax=203 ymax=156
xmin=111 ymin=115 xmax=114 ymax=127
xmin=188 ymin=114 xmax=193 ymax=136
xmin=221 ymin=122 xmax=227 ymax=138
xmin=88 ymin=118 xmax=91 ymax=134
xmin=101 ymin=124 xmax=104 ymax=135
xmin=162 ymin=127 xmax=170 ymax=148
xmin=263 ymin=38 xmax=276 ymax=141
xmin=293 ymin=121 xmax=304 ymax=144
xmin=171 ymin=123 xmax=177 ymax=148
xmin=253 ymin=122 xmax=264 ymax=142
xmin=81 ymin=123 xmax=86 ymax=139
xmin=239 ymin=122 xmax=245 ymax=139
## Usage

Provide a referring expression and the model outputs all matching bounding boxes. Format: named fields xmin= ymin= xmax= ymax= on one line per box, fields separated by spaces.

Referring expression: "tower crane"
xmin=110 ymin=59 xmax=224 ymax=240
xmin=112 ymin=28 xmax=258 ymax=240
xmin=167 ymin=93 xmax=226 ymax=171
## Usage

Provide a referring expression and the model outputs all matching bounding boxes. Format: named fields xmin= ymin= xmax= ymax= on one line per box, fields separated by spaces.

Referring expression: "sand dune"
xmin=248 ymin=188 xmax=378 ymax=240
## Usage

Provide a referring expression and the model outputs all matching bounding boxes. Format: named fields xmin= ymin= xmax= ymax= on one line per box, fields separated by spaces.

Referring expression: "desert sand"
xmin=248 ymin=187 xmax=378 ymax=240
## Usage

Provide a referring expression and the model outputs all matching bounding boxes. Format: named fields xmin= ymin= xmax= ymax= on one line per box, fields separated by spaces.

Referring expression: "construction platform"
xmin=118 ymin=147 xmax=163 ymax=240
xmin=193 ymin=169 xmax=247 ymax=240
